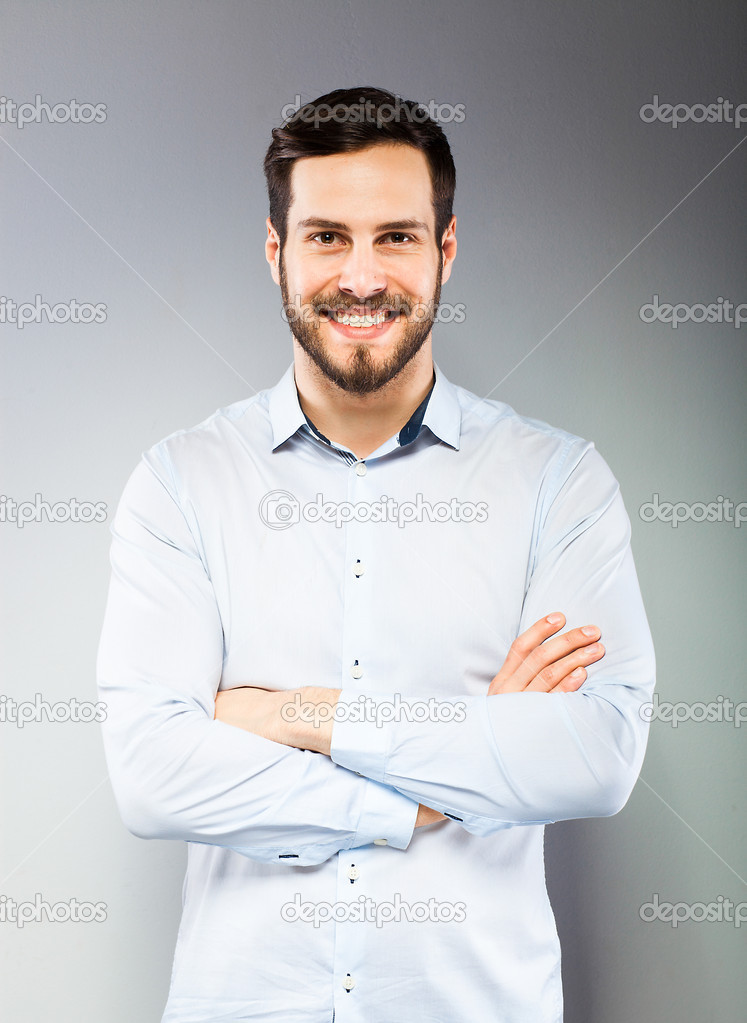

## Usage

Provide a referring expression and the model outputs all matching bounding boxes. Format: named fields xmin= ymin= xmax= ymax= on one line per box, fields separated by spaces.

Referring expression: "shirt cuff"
xmin=352 ymin=775 xmax=418 ymax=851
xmin=330 ymin=688 xmax=393 ymax=782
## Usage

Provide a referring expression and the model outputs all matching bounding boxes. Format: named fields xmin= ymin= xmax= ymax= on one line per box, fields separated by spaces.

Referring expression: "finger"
xmin=554 ymin=667 xmax=587 ymax=693
xmin=489 ymin=613 xmax=566 ymax=689
xmin=508 ymin=626 xmax=602 ymax=691
xmin=490 ymin=636 xmax=604 ymax=696
xmin=521 ymin=643 xmax=605 ymax=693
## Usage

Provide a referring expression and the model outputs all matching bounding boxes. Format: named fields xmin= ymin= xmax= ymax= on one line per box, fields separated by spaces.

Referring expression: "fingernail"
xmin=547 ymin=613 xmax=564 ymax=624
xmin=582 ymin=626 xmax=599 ymax=636
xmin=570 ymin=668 xmax=585 ymax=679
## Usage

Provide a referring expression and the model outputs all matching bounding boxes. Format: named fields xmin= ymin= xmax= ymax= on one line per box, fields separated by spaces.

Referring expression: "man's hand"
xmin=414 ymin=804 xmax=447 ymax=828
xmin=488 ymin=613 xmax=604 ymax=695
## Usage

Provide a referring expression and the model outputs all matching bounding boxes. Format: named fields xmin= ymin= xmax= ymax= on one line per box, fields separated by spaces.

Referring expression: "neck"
xmin=293 ymin=342 xmax=435 ymax=460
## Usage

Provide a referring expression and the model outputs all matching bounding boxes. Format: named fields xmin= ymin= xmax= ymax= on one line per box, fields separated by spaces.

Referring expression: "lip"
xmin=320 ymin=309 xmax=402 ymax=341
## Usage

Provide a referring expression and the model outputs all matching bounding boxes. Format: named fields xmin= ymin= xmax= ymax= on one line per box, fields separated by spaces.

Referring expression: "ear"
xmin=265 ymin=217 xmax=281 ymax=286
xmin=439 ymin=214 xmax=457 ymax=285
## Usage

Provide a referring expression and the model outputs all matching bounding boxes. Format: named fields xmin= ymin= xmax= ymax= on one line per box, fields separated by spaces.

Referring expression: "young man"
xmin=97 ymin=87 xmax=655 ymax=1022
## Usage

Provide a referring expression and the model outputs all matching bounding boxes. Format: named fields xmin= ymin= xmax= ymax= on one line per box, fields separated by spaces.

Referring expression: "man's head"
xmin=263 ymin=87 xmax=457 ymax=395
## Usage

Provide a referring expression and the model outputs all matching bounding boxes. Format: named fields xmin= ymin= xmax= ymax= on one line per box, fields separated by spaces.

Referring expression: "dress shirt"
xmin=97 ymin=359 xmax=655 ymax=1023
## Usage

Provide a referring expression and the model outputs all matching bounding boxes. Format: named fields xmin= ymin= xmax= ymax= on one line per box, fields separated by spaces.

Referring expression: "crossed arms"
xmin=97 ymin=439 xmax=655 ymax=865
xmin=214 ymin=613 xmax=607 ymax=829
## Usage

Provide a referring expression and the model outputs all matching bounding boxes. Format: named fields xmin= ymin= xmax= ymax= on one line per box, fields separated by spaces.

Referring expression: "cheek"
xmin=404 ymin=252 xmax=441 ymax=290
xmin=293 ymin=264 xmax=337 ymax=300
xmin=399 ymin=268 xmax=439 ymax=298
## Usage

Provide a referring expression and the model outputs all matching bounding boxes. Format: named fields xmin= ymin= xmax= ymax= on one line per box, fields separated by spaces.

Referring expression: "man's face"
xmin=267 ymin=143 xmax=456 ymax=395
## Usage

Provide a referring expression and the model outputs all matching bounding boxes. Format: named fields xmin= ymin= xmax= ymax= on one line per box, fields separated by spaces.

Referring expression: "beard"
xmin=279 ymin=253 xmax=442 ymax=396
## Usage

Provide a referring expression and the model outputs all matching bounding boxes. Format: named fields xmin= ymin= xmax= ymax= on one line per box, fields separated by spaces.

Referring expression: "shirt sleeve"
xmin=329 ymin=442 xmax=656 ymax=835
xmin=96 ymin=453 xmax=418 ymax=866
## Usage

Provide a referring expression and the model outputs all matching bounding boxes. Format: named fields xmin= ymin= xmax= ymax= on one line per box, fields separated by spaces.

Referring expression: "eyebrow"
xmin=295 ymin=218 xmax=430 ymax=234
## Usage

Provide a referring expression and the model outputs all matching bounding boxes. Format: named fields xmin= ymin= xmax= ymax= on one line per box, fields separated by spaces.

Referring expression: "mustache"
xmin=310 ymin=294 xmax=436 ymax=317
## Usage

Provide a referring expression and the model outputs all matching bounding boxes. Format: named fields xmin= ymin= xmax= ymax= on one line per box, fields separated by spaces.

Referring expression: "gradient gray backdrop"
xmin=2 ymin=1 xmax=745 ymax=1019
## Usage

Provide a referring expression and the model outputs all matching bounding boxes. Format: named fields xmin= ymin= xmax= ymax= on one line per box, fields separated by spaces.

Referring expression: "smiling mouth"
xmin=317 ymin=306 xmax=403 ymax=327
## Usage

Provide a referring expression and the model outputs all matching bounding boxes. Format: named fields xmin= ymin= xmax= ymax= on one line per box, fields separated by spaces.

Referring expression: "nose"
xmin=336 ymin=242 xmax=387 ymax=303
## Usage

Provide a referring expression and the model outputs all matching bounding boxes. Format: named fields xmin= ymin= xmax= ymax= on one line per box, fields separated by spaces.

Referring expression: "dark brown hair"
xmin=263 ymin=86 xmax=456 ymax=251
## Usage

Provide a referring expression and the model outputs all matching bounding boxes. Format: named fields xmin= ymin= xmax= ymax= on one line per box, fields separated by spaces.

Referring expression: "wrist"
xmin=281 ymin=685 xmax=341 ymax=755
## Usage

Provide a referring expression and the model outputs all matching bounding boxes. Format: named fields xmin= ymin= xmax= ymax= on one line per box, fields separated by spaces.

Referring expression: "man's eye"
xmin=385 ymin=233 xmax=412 ymax=244
xmin=313 ymin=232 xmax=340 ymax=245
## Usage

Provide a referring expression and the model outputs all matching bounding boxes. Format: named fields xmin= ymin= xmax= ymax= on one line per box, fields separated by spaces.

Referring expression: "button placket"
xmin=333 ymin=457 xmax=378 ymax=1017
xmin=341 ymin=457 xmax=374 ymax=694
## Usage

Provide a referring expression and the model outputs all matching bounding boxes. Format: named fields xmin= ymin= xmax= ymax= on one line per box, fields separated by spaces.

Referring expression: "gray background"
xmin=1 ymin=1 xmax=745 ymax=1019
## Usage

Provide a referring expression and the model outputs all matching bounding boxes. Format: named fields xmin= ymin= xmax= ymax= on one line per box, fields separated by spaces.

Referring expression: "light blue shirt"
xmin=97 ymin=360 xmax=655 ymax=1022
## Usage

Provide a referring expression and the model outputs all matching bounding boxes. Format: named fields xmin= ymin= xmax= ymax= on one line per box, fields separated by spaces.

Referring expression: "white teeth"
xmin=333 ymin=310 xmax=388 ymax=326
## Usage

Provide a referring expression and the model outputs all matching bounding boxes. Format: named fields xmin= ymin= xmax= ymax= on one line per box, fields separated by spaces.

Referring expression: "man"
xmin=97 ymin=86 xmax=655 ymax=1022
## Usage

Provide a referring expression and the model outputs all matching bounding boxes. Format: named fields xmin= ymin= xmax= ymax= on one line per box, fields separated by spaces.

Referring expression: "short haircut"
xmin=263 ymin=86 xmax=456 ymax=250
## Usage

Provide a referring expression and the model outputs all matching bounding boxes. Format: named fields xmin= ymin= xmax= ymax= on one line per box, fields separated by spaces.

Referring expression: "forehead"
xmin=287 ymin=143 xmax=435 ymax=232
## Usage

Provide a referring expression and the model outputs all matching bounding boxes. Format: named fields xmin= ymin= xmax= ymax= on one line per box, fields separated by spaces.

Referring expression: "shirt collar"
xmin=269 ymin=360 xmax=461 ymax=453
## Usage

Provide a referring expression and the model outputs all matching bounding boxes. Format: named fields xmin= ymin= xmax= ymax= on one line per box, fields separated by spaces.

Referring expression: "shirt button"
xmin=353 ymin=560 xmax=365 ymax=577
xmin=355 ymin=461 xmax=367 ymax=476
xmin=347 ymin=865 xmax=360 ymax=881
xmin=343 ymin=974 xmax=356 ymax=992
xmin=351 ymin=660 xmax=363 ymax=679
xmin=373 ymin=838 xmax=388 ymax=846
